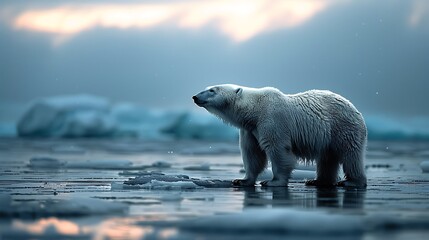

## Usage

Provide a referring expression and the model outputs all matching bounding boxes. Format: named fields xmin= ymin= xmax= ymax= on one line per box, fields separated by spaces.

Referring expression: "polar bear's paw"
xmin=232 ymin=179 xmax=255 ymax=187
xmin=260 ymin=179 xmax=288 ymax=187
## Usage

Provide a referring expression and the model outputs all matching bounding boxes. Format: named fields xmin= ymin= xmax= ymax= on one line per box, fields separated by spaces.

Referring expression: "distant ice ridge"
xmin=17 ymin=95 xmax=116 ymax=138
xmin=5 ymin=94 xmax=429 ymax=141
xmin=14 ymin=95 xmax=238 ymax=140
xmin=366 ymin=115 xmax=429 ymax=141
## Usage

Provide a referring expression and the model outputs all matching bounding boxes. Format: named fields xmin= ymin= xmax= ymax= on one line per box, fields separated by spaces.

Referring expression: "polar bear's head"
xmin=193 ymin=84 xmax=247 ymax=126
xmin=193 ymin=84 xmax=243 ymax=110
xmin=193 ymin=84 xmax=270 ymax=129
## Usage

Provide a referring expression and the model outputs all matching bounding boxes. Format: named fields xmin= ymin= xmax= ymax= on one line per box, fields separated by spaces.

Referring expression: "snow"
xmin=0 ymin=194 xmax=127 ymax=217
xmin=180 ymin=208 xmax=364 ymax=235
xmin=420 ymin=161 xmax=429 ymax=173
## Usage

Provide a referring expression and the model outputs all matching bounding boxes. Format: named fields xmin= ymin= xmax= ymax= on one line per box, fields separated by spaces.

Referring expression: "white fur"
xmin=193 ymin=84 xmax=367 ymax=187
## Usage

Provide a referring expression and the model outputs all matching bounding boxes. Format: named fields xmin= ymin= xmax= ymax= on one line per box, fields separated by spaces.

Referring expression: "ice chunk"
xmin=180 ymin=208 xmax=364 ymax=234
xmin=28 ymin=157 xmax=66 ymax=169
xmin=125 ymin=174 xmax=190 ymax=185
xmin=184 ymin=163 xmax=211 ymax=171
xmin=140 ymin=180 xmax=200 ymax=190
xmin=420 ymin=161 xmax=429 ymax=173
xmin=0 ymin=194 xmax=127 ymax=217
xmin=17 ymin=95 xmax=115 ymax=138
xmin=124 ymin=173 xmax=232 ymax=188
xmin=191 ymin=179 xmax=233 ymax=188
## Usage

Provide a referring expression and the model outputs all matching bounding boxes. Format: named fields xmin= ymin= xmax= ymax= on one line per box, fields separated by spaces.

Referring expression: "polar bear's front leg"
xmin=233 ymin=130 xmax=267 ymax=187
xmin=260 ymin=146 xmax=296 ymax=187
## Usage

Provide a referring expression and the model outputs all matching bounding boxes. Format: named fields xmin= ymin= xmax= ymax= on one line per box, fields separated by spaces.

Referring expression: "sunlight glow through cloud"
xmin=12 ymin=0 xmax=335 ymax=44
xmin=409 ymin=0 xmax=429 ymax=27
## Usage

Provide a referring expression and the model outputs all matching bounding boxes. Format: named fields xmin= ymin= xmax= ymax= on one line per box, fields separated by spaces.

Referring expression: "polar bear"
xmin=193 ymin=84 xmax=367 ymax=188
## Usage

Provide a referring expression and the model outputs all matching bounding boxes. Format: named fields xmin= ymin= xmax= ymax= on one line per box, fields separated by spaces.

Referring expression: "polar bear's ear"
xmin=235 ymin=88 xmax=243 ymax=95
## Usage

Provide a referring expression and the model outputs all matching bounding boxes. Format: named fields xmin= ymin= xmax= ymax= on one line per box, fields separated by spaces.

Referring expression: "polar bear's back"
xmin=283 ymin=90 xmax=366 ymax=159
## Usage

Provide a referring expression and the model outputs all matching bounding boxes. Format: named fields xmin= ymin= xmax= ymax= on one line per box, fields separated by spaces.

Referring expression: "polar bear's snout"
xmin=192 ymin=94 xmax=207 ymax=106
xmin=193 ymin=90 xmax=215 ymax=106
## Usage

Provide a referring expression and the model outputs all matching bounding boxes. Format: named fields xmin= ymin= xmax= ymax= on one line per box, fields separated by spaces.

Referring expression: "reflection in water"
xmin=11 ymin=217 xmax=153 ymax=239
xmin=13 ymin=218 xmax=80 ymax=235
xmin=241 ymin=186 xmax=366 ymax=209
xmin=92 ymin=218 xmax=152 ymax=240
xmin=12 ymin=0 xmax=337 ymax=43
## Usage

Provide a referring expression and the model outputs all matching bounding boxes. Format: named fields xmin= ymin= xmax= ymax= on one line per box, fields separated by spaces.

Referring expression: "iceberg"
xmin=17 ymin=95 xmax=115 ymax=138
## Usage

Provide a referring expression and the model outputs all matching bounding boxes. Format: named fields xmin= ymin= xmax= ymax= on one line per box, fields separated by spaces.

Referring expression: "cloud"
xmin=12 ymin=0 xmax=335 ymax=43
xmin=409 ymin=0 xmax=429 ymax=27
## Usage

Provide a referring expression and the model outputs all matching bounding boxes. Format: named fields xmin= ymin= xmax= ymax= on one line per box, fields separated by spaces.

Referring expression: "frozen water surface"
xmin=0 ymin=138 xmax=429 ymax=239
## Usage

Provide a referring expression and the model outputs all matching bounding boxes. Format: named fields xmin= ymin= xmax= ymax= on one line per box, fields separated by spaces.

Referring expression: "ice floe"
xmin=138 ymin=180 xmax=200 ymax=190
xmin=123 ymin=172 xmax=233 ymax=189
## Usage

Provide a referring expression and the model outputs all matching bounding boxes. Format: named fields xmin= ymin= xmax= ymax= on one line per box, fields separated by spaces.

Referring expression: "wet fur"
xmin=194 ymin=84 xmax=367 ymax=187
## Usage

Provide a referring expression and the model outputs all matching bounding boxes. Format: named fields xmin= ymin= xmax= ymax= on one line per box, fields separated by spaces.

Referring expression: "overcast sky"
xmin=1 ymin=0 xmax=428 ymax=118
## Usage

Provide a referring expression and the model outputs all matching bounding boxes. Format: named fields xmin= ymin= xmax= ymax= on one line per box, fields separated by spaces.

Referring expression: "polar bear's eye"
xmin=209 ymin=89 xmax=215 ymax=93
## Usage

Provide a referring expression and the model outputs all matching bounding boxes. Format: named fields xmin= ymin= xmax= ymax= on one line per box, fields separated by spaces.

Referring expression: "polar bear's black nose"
xmin=192 ymin=96 xmax=198 ymax=101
